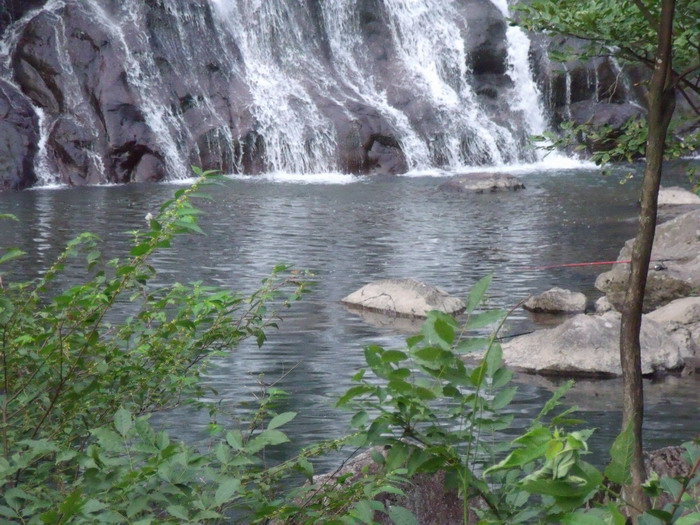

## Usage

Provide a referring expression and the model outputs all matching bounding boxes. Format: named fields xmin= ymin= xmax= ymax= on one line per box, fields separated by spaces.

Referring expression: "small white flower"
xmin=145 ymin=212 xmax=154 ymax=222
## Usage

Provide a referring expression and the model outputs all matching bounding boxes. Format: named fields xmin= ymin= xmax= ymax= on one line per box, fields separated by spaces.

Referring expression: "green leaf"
xmin=604 ymin=423 xmax=634 ymax=485
xmin=174 ymin=219 xmax=205 ymax=234
xmin=485 ymin=342 xmax=503 ymax=376
xmin=492 ymin=386 xmax=518 ymax=410
xmin=246 ymin=429 xmax=289 ymax=453
xmin=0 ymin=248 xmax=25 ymax=265
xmin=352 ymin=500 xmax=375 ymax=524
xmin=675 ymin=513 xmax=700 ymax=525
xmin=114 ymin=407 xmax=132 ymax=437
xmin=659 ymin=476 xmax=683 ymax=500
xmin=466 ymin=275 xmax=492 ymax=313
xmin=226 ymin=430 xmax=244 ymax=450
xmin=130 ymin=244 xmax=151 ymax=257
xmin=421 ymin=311 xmax=458 ymax=350
xmin=268 ymin=411 xmax=297 ymax=430
xmin=336 ymin=385 xmax=375 ymax=407
xmin=214 ymin=477 xmax=241 ymax=506
xmin=351 ymin=411 xmax=369 ymax=428
xmin=466 ymin=309 xmax=508 ymax=330
xmin=91 ymin=428 xmax=124 ymax=452
xmin=455 ymin=337 xmax=490 ymax=354
xmin=382 ymin=350 xmax=408 ymax=363
xmin=57 ymin=490 xmax=85 ymax=520
xmin=537 ymin=380 xmax=574 ymax=420
xmin=561 ymin=511 xmax=607 ymax=525
xmin=166 ymin=505 xmax=189 ymax=520
xmin=413 ymin=346 xmax=444 ymax=362
xmin=387 ymin=505 xmax=418 ymax=525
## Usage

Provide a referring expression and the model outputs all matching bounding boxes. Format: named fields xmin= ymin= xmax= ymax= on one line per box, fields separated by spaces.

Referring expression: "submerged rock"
xmin=438 ymin=172 xmax=525 ymax=193
xmin=523 ymin=287 xmax=586 ymax=314
xmin=502 ymin=312 xmax=685 ymax=377
xmin=595 ymin=209 xmax=700 ymax=312
xmin=342 ymin=279 xmax=464 ymax=318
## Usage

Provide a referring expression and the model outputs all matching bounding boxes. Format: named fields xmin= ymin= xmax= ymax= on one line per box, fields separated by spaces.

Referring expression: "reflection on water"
xmin=1 ymin=166 xmax=699 ymax=470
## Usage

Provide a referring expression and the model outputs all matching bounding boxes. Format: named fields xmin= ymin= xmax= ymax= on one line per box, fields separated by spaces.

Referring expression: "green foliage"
xmin=519 ymin=0 xmax=700 ymax=173
xmin=0 ymin=170 xmax=431 ymax=524
xmin=337 ymin=275 xmax=700 ymax=523
xmin=515 ymin=0 xmax=699 ymax=74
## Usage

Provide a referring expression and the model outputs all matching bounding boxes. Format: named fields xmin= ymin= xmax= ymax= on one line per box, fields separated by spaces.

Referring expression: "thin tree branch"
xmin=631 ymin=0 xmax=660 ymax=31
xmin=678 ymin=86 xmax=700 ymax=117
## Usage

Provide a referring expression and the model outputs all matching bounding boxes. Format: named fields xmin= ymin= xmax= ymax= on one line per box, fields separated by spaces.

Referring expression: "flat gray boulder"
xmin=502 ymin=312 xmax=685 ymax=377
xmin=439 ymin=172 xmax=525 ymax=193
xmin=658 ymin=186 xmax=700 ymax=206
xmin=523 ymin=287 xmax=586 ymax=314
xmin=342 ymin=279 xmax=465 ymax=318
xmin=595 ymin=209 xmax=700 ymax=312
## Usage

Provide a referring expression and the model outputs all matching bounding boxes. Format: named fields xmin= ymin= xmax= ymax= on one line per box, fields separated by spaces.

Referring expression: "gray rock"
xmin=439 ymin=172 xmax=525 ymax=194
xmin=658 ymin=186 xmax=700 ymax=207
xmin=502 ymin=312 xmax=685 ymax=377
xmin=593 ymin=296 xmax=614 ymax=313
xmin=342 ymin=279 xmax=465 ymax=318
xmin=0 ymin=80 xmax=38 ymax=190
xmin=523 ymin=287 xmax=586 ymax=314
xmin=648 ymin=297 xmax=700 ymax=368
xmin=595 ymin=209 xmax=700 ymax=312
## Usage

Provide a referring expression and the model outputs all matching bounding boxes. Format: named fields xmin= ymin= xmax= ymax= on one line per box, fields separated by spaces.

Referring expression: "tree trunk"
xmin=619 ymin=0 xmax=676 ymax=517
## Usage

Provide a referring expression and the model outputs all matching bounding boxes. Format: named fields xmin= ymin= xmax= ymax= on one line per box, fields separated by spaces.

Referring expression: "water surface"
xmin=1 ymin=165 xmax=698 ymax=469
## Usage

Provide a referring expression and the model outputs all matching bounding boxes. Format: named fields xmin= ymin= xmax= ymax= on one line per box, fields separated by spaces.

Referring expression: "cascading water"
xmin=489 ymin=0 xmax=547 ymax=138
xmin=1 ymin=0 xmax=561 ymax=187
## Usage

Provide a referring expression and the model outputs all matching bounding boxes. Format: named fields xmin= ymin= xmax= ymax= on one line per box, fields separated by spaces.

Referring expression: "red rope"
xmin=523 ymin=259 xmax=646 ymax=271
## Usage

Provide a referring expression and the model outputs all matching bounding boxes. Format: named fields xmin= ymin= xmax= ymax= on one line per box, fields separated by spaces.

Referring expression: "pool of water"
xmin=1 ymin=163 xmax=698 ymax=470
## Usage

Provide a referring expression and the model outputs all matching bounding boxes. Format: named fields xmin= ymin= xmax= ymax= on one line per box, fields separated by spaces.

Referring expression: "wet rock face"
xmin=530 ymin=34 xmax=647 ymax=145
xmin=10 ymin=2 xmax=169 ymax=185
xmin=459 ymin=0 xmax=508 ymax=76
xmin=0 ymin=0 xmax=647 ymax=189
xmin=0 ymin=0 xmax=47 ymax=37
xmin=0 ymin=80 xmax=38 ymax=191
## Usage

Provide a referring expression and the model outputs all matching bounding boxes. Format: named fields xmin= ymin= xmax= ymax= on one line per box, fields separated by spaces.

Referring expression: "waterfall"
xmin=1 ymin=0 xmax=559 ymax=187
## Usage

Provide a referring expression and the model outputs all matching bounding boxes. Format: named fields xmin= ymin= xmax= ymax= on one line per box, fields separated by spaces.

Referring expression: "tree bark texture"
xmin=619 ymin=0 xmax=677 ymax=517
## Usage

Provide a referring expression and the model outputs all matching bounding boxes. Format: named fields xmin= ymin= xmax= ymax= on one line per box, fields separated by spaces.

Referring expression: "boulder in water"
xmin=595 ymin=209 xmax=700 ymax=312
xmin=523 ymin=287 xmax=586 ymax=314
xmin=593 ymin=296 xmax=615 ymax=314
xmin=647 ymin=297 xmax=700 ymax=369
xmin=502 ymin=312 xmax=685 ymax=377
xmin=439 ymin=172 xmax=525 ymax=193
xmin=658 ymin=186 xmax=700 ymax=207
xmin=342 ymin=279 xmax=464 ymax=318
